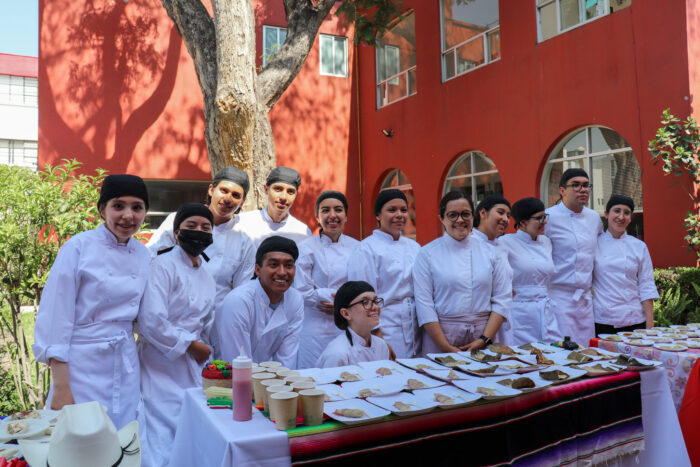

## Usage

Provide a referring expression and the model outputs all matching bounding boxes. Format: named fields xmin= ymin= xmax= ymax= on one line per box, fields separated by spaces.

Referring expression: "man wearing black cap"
xmin=234 ymin=166 xmax=312 ymax=249
xmin=213 ymin=236 xmax=304 ymax=368
xmin=544 ymin=168 xmax=603 ymax=345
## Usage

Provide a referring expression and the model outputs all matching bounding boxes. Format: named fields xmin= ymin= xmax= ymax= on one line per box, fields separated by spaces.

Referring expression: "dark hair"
xmin=439 ymin=191 xmax=474 ymax=218
xmin=474 ymin=194 xmax=510 ymax=228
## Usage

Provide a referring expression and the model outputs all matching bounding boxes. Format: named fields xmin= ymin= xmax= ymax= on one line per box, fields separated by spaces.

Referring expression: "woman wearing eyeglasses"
xmin=499 ymin=198 xmax=556 ymax=344
xmin=592 ymin=195 xmax=658 ymax=334
xmin=413 ymin=191 xmax=512 ymax=354
xmin=317 ymin=281 xmax=390 ymax=368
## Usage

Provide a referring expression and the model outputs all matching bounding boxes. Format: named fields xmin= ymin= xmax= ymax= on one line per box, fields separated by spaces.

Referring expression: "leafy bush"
xmin=653 ymin=267 xmax=700 ymax=325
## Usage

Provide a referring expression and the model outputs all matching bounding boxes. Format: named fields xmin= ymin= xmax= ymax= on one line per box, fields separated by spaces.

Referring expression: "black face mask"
xmin=177 ymin=229 xmax=213 ymax=258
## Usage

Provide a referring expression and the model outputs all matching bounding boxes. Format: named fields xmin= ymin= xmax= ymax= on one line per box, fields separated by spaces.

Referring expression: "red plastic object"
xmin=679 ymin=358 xmax=700 ymax=466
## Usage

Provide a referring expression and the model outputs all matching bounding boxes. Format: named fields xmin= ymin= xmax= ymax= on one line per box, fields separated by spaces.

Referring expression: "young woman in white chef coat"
xmin=593 ymin=195 xmax=659 ymax=334
xmin=347 ymin=189 xmax=421 ymax=358
xmin=413 ymin=191 xmax=512 ymax=354
xmin=294 ymin=191 xmax=359 ymax=369
xmin=317 ymin=281 xmax=390 ymax=368
xmin=146 ymin=167 xmax=255 ymax=305
xmin=33 ymin=175 xmax=151 ymax=429
xmin=138 ymin=203 xmax=216 ymax=466
xmin=499 ymin=197 xmax=555 ymax=344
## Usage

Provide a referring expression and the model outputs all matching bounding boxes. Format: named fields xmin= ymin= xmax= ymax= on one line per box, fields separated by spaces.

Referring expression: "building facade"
xmin=39 ymin=0 xmax=699 ymax=267
xmin=0 ymin=54 xmax=38 ymax=169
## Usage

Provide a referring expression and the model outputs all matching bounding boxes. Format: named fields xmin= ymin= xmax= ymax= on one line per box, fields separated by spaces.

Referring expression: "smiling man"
xmin=545 ymin=168 xmax=603 ymax=346
xmin=213 ymin=236 xmax=304 ymax=368
xmin=235 ymin=166 xmax=312 ymax=249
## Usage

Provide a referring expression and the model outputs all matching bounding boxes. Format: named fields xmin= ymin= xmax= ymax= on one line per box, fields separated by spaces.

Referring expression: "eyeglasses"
xmin=445 ymin=210 xmax=473 ymax=221
xmin=347 ymin=297 xmax=384 ymax=310
xmin=565 ymin=182 xmax=592 ymax=191
xmin=529 ymin=214 xmax=550 ymax=223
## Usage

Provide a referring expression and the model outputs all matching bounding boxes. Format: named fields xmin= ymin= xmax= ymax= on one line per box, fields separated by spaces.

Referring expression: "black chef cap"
xmin=605 ymin=194 xmax=634 ymax=213
xmin=333 ymin=281 xmax=375 ymax=330
xmin=98 ymin=174 xmax=149 ymax=209
xmin=474 ymin=194 xmax=511 ymax=228
xmin=315 ymin=190 xmax=348 ymax=214
xmin=255 ymin=236 xmax=299 ymax=266
xmin=559 ymin=168 xmax=589 ymax=187
xmin=374 ymin=189 xmax=407 ymax=216
xmin=266 ymin=166 xmax=301 ymax=189
xmin=174 ymin=203 xmax=214 ymax=231
xmin=511 ymin=197 xmax=545 ymax=224
xmin=212 ymin=167 xmax=250 ymax=196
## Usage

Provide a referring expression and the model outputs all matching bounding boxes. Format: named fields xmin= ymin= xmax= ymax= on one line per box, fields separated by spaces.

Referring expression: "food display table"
xmin=169 ymin=368 xmax=690 ymax=467
xmin=591 ymin=338 xmax=700 ymax=411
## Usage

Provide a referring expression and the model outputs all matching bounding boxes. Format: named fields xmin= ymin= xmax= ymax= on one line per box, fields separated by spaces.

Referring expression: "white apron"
xmin=547 ymin=285 xmax=594 ymax=346
xmin=421 ymin=312 xmax=490 ymax=355
xmin=298 ymin=309 xmax=340 ymax=368
xmin=381 ymin=297 xmax=420 ymax=359
xmin=510 ymin=286 xmax=552 ymax=345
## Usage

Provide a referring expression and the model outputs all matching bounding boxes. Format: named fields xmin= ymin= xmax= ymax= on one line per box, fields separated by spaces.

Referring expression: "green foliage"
xmin=648 ymin=109 xmax=700 ymax=259
xmin=337 ymin=0 xmax=405 ymax=45
xmin=653 ymin=267 xmax=700 ymax=326
xmin=0 ymin=160 xmax=106 ymax=409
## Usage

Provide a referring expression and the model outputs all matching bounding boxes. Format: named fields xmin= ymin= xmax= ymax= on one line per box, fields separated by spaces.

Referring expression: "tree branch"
xmin=256 ymin=0 xmax=336 ymax=109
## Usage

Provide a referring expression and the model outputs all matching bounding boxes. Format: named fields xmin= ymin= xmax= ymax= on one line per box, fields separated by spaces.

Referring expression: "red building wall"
xmin=356 ymin=0 xmax=696 ymax=267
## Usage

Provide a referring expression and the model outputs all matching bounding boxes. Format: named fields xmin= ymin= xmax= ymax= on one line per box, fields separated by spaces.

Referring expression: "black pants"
xmin=595 ymin=322 xmax=647 ymax=336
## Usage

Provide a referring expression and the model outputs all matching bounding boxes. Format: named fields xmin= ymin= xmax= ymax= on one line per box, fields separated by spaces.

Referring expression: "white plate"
xmin=670 ymin=325 xmax=692 ymax=330
xmin=325 ymin=365 xmax=373 ymax=383
xmin=537 ymin=365 xmax=587 ymax=385
xmin=357 ymin=360 xmax=412 ymax=376
xmin=366 ymin=392 xmax=439 ymax=416
xmin=487 ymin=344 xmax=530 ymax=356
xmin=634 ymin=329 xmax=660 ymax=336
xmin=0 ymin=419 xmax=50 ymax=441
xmin=489 ymin=374 xmax=553 ymax=393
xmin=398 ymin=373 xmax=446 ymax=390
xmin=646 ymin=336 xmax=674 ymax=343
xmin=413 ymin=386 xmax=482 ymax=408
xmin=618 ymin=332 xmax=644 ymax=340
xmin=461 ymin=348 xmax=506 ymax=363
xmin=452 ymin=379 xmax=522 ymax=400
xmin=422 ymin=367 xmax=469 ymax=381
xmin=624 ymin=339 xmax=654 ymax=347
xmin=296 ymin=368 xmax=338 ymax=385
xmin=681 ymin=340 xmax=700 ymax=349
xmin=457 ymin=361 xmax=518 ymax=377
xmin=527 ymin=342 xmax=561 ymax=353
xmin=611 ymin=355 xmax=662 ymax=371
xmin=324 ymin=399 xmax=391 ymax=425
xmin=571 ymin=361 xmax=625 ymax=377
xmin=316 ymin=384 xmax=353 ymax=402
xmin=587 ymin=347 xmax=621 ymax=359
xmin=5 ymin=409 xmax=59 ymax=425
xmin=0 ymin=443 xmax=21 ymax=459
xmin=597 ymin=334 xmax=625 ymax=343
xmin=396 ymin=358 xmax=446 ymax=371
xmin=341 ymin=376 xmax=405 ymax=397
xmin=663 ymin=333 xmax=690 ymax=340
xmin=426 ymin=353 xmax=472 ymax=367
xmin=653 ymin=343 xmax=689 ymax=352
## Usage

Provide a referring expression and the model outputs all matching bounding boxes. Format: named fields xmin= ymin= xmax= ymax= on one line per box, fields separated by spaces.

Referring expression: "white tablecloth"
xmin=169 ymin=388 xmax=291 ymax=467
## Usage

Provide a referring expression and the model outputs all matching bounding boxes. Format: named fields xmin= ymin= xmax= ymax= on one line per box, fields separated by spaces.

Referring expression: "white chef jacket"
xmin=316 ymin=327 xmax=391 ymax=368
xmin=214 ymin=279 xmax=304 ymax=369
xmin=499 ymin=230 xmax=555 ymax=344
xmin=294 ymin=233 xmax=360 ymax=369
xmin=347 ymin=229 xmax=421 ymax=358
xmin=146 ymin=213 xmax=255 ymax=305
xmin=234 ymin=208 xmax=311 ymax=249
xmin=33 ymin=224 xmax=151 ymax=429
xmin=593 ymin=231 xmax=659 ymax=327
xmin=137 ymin=246 xmax=215 ymax=466
xmin=545 ymin=202 xmax=603 ymax=344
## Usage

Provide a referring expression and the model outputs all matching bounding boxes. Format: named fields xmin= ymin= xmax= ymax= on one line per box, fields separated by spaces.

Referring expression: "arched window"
xmin=380 ymin=169 xmax=417 ymax=240
xmin=442 ymin=151 xmax=503 ymax=205
xmin=541 ymin=126 xmax=644 ymax=237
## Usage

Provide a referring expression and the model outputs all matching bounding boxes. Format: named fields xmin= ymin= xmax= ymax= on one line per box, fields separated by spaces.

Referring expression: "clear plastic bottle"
xmin=232 ymin=352 xmax=253 ymax=421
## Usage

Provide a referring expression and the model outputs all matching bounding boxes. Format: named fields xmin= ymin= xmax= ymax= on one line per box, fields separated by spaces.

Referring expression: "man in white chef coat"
xmin=235 ymin=166 xmax=311 ymax=248
xmin=214 ymin=236 xmax=304 ymax=368
xmin=545 ymin=168 xmax=603 ymax=346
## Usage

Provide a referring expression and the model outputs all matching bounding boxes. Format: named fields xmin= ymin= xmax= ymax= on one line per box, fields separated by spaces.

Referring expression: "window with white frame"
xmin=0 ymin=139 xmax=38 ymax=169
xmin=262 ymin=25 xmax=287 ymax=67
xmin=319 ymin=34 xmax=348 ymax=77
xmin=443 ymin=151 xmax=503 ymax=206
xmin=143 ymin=180 xmax=211 ymax=230
xmin=440 ymin=0 xmax=500 ymax=81
xmin=537 ymin=0 xmax=629 ymax=42
xmin=380 ymin=169 xmax=417 ymax=240
xmin=541 ymin=126 xmax=644 ymax=237
xmin=376 ymin=11 xmax=417 ymax=108
xmin=0 ymin=75 xmax=38 ymax=106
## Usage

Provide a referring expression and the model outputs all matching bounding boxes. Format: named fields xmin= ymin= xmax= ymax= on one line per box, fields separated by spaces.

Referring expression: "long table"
xmin=169 ymin=368 xmax=690 ymax=466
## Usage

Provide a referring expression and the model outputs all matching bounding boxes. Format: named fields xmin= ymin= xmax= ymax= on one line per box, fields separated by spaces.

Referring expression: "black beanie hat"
xmin=511 ymin=197 xmax=545 ymax=224
xmin=559 ymin=168 xmax=589 ymax=187
xmin=98 ymin=174 xmax=149 ymax=209
xmin=333 ymin=281 xmax=375 ymax=330
xmin=474 ymin=194 xmax=511 ymax=228
xmin=173 ymin=203 xmax=214 ymax=231
xmin=374 ymin=189 xmax=407 ymax=216
xmin=605 ymin=194 xmax=634 ymax=213
xmin=315 ymin=190 xmax=348 ymax=214
xmin=266 ymin=166 xmax=301 ymax=189
xmin=255 ymin=236 xmax=299 ymax=266
xmin=212 ymin=167 xmax=250 ymax=196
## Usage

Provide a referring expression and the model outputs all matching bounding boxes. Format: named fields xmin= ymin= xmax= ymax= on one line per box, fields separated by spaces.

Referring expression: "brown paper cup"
xmin=277 ymin=370 xmax=300 ymax=380
xmin=252 ymin=373 xmax=276 ymax=405
xmin=299 ymin=389 xmax=326 ymax=426
xmin=272 ymin=367 xmax=290 ymax=378
xmin=260 ymin=361 xmax=282 ymax=369
xmin=266 ymin=385 xmax=292 ymax=420
xmin=261 ymin=379 xmax=285 ymax=412
xmin=284 ymin=376 xmax=310 ymax=385
xmin=269 ymin=392 xmax=299 ymax=430
xmin=291 ymin=381 xmax=316 ymax=417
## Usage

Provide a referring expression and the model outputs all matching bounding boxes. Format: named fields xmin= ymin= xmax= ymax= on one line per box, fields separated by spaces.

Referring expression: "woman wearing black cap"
xmin=137 ymin=203 xmax=217 ymax=465
xmin=499 ymin=197 xmax=556 ymax=344
xmin=317 ymin=281 xmax=390 ymax=368
xmin=33 ymin=174 xmax=151 ymax=429
xmin=146 ymin=167 xmax=255 ymax=305
xmin=294 ymin=191 xmax=360 ymax=368
xmin=592 ymin=195 xmax=658 ymax=334
xmin=347 ymin=189 xmax=421 ymax=358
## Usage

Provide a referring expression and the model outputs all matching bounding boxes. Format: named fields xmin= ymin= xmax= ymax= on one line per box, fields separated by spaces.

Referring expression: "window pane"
xmin=320 ymin=36 xmax=334 ymax=75
xmin=473 ymin=153 xmax=496 ymax=173
xmin=474 ymin=171 xmax=503 ymax=204
xmin=443 ymin=50 xmax=456 ymax=79
xmin=407 ymin=67 xmax=417 ymax=96
xmin=544 ymin=159 xmax=585 ymax=207
xmin=488 ymin=28 xmax=500 ymax=61
xmin=264 ymin=28 xmax=277 ymax=55
xmin=590 ymin=151 xmax=643 ymax=214
xmin=279 ymin=29 xmax=287 ymax=43
xmin=441 ymin=0 xmax=499 ymax=51
xmin=590 ymin=127 xmax=630 ymax=153
xmin=444 ymin=176 xmax=473 ymax=199
xmin=144 ymin=180 xmax=211 ymax=229
xmin=585 ymin=0 xmax=606 ymax=20
xmin=333 ymin=38 xmax=346 ymax=76
xmin=376 ymin=12 xmax=416 ymax=106
xmin=554 ymin=129 xmax=587 ymax=159
xmin=539 ymin=2 xmax=558 ymax=40
xmin=456 ymin=38 xmax=484 ymax=74
xmin=448 ymin=154 xmax=472 ymax=178
xmin=560 ymin=0 xmax=580 ymax=30
xmin=381 ymin=169 xmax=400 ymax=189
